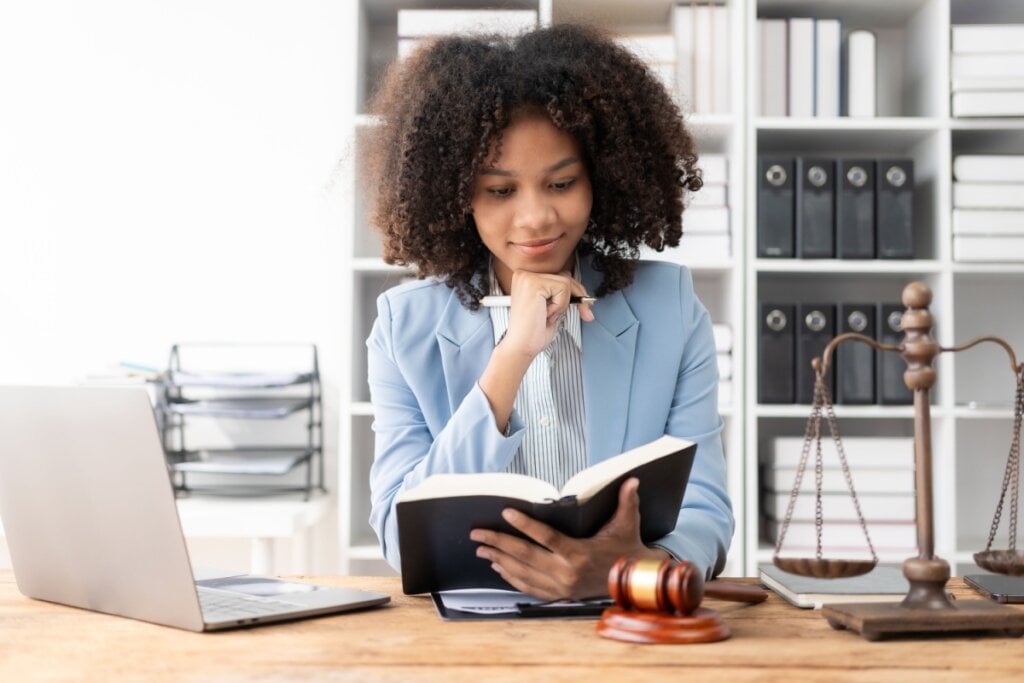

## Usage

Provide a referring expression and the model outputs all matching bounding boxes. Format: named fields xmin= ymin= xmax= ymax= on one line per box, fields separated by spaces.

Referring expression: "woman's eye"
xmin=487 ymin=187 xmax=514 ymax=198
xmin=551 ymin=178 xmax=576 ymax=191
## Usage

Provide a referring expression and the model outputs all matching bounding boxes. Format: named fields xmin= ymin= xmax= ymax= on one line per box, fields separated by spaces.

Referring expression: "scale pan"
xmin=974 ymin=550 xmax=1024 ymax=576
xmin=773 ymin=557 xmax=877 ymax=579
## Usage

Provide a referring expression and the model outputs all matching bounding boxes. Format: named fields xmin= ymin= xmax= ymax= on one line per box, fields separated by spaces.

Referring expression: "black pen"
xmin=479 ymin=295 xmax=597 ymax=308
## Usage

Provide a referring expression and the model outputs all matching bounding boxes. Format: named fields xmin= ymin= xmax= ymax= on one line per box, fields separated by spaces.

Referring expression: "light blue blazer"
xmin=366 ymin=256 xmax=734 ymax=579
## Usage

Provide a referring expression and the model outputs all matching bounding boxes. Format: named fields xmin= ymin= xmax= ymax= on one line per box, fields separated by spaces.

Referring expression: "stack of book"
xmin=951 ymin=24 xmax=1024 ymax=118
xmin=396 ymin=9 xmax=537 ymax=60
xmin=763 ymin=436 xmax=917 ymax=558
xmin=614 ymin=33 xmax=676 ymax=97
xmin=952 ymin=155 xmax=1024 ymax=262
xmin=641 ymin=154 xmax=730 ymax=264
xmin=756 ymin=17 xmax=855 ymax=118
xmin=672 ymin=2 xmax=730 ymax=115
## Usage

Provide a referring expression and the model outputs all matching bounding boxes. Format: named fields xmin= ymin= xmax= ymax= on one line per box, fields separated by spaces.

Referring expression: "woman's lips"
xmin=513 ymin=236 xmax=562 ymax=256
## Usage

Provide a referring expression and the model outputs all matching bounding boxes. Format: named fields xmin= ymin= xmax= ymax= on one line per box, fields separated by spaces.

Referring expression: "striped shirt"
xmin=487 ymin=264 xmax=588 ymax=490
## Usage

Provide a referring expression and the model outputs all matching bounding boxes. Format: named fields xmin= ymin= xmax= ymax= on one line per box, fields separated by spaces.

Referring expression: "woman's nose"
xmin=512 ymin=192 xmax=556 ymax=231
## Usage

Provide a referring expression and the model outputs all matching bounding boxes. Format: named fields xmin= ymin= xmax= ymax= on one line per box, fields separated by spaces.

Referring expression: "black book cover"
xmin=836 ymin=159 xmax=875 ymax=259
xmin=795 ymin=158 xmax=835 ymax=258
xmin=796 ymin=304 xmax=836 ymax=404
xmin=758 ymin=303 xmax=796 ymax=404
xmin=395 ymin=438 xmax=697 ymax=594
xmin=757 ymin=157 xmax=795 ymax=257
xmin=876 ymin=159 xmax=914 ymax=259
xmin=836 ymin=303 xmax=876 ymax=404
xmin=877 ymin=303 xmax=913 ymax=404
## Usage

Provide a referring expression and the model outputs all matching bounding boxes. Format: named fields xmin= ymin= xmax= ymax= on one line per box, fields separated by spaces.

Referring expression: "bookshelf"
xmin=341 ymin=0 xmax=1024 ymax=578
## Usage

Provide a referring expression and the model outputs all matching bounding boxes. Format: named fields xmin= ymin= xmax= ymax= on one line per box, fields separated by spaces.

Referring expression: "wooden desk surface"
xmin=2 ymin=571 xmax=1022 ymax=682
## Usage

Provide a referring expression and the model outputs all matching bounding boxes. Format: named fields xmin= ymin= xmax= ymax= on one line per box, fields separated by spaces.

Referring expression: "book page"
xmin=396 ymin=472 xmax=559 ymax=504
xmin=560 ymin=435 xmax=693 ymax=501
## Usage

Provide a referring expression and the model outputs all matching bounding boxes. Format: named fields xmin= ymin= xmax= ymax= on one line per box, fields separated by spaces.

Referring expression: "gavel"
xmin=597 ymin=556 xmax=768 ymax=644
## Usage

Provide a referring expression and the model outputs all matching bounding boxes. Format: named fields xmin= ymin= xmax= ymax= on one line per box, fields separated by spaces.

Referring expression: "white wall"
xmin=0 ymin=1 xmax=355 ymax=572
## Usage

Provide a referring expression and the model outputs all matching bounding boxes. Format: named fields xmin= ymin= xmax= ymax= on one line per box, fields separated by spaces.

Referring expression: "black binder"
xmin=758 ymin=304 xmax=795 ymax=404
xmin=877 ymin=303 xmax=913 ymax=404
xmin=795 ymin=158 xmax=835 ymax=258
xmin=796 ymin=304 xmax=835 ymax=404
xmin=876 ymin=159 xmax=914 ymax=259
xmin=836 ymin=303 xmax=876 ymax=404
xmin=835 ymin=159 xmax=875 ymax=259
xmin=757 ymin=158 xmax=795 ymax=258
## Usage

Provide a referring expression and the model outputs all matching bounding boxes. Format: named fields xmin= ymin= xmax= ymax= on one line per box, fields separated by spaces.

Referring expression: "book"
xmin=672 ymin=4 xmax=696 ymax=110
xmin=699 ymin=154 xmax=729 ymax=184
xmin=952 ymin=91 xmax=1024 ymax=118
xmin=952 ymin=24 xmax=1024 ymax=54
xmin=788 ymin=18 xmax=815 ymax=118
xmin=951 ymin=53 xmax=1024 ymax=80
xmin=953 ymin=209 xmax=1024 ymax=235
xmin=954 ymin=183 xmax=1024 ymax=209
xmin=767 ymin=519 xmax=917 ymax=552
xmin=770 ymin=436 xmax=915 ymax=468
xmin=953 ymin=155 xmax=1024 ymax=183
xmin=762 ymin=492 xmax=916 ymax=523
xmin=846 ymin=30 xmax=876 ymax=118
xmin=396 ymin=9 xmax=537 ymax=38
xmin=395 ymin=435 xmax=697 ymax=594
xmin=952 ymin=77 xmax=1024 ymax=92
xmin=759 ymin=564 xmax=909 ymax=609
xmin=953 ymin=235 xmax=1024 ymax=262
xmin=758 ymin=19 xmax=788 ymax=116
xmin=689 ymin=183 xmax=728 ymax=207
xmin=814 ymin=19 xmax=841 ymax=117
xmin=764 ymin=467 xmax=915 ymax=495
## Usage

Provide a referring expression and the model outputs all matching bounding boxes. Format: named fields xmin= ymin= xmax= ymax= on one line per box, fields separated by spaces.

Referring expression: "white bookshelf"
xmin=341 ymin=0 xmax=1024 ymax=579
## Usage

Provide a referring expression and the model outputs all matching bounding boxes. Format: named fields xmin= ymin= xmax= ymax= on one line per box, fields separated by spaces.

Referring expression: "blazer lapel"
xmin=581 ymin=261 xmax=638 ymax=463
xmin=435 ymin=291 xmax=494 ymax=415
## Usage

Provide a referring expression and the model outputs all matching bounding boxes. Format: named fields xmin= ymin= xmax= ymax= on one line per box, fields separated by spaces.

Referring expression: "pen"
xmin=479 ymin=295 xmax=597 ymax=308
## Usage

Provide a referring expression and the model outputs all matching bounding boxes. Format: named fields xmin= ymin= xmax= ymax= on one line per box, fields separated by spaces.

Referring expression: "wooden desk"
xmin=2 ymin=572 xmax=1022 ymax=682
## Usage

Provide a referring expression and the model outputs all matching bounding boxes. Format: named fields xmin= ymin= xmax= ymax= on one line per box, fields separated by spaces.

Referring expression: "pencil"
xmin=478 ymin=295 xmax=597 ymax=308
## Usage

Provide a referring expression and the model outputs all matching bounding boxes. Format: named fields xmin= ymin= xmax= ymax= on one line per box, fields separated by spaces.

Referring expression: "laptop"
xmin=0 ymin=385 xmax=389 ymax=631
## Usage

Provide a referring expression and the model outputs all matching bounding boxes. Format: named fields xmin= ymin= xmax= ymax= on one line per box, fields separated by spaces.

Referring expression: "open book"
xmin=395 ymin=435 xmax=697 ymax=594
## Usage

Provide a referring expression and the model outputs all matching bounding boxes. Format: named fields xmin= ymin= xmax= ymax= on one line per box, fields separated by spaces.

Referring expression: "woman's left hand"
xmin=468 ymin=477 xmax=670 ymax=600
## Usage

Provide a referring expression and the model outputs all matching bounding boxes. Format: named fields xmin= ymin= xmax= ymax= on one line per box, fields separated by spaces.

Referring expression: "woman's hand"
xmin=469 ymin=478 xmax=670 ymax=600
xmin=478 ymin=269 xmax=593 ymax=434
xmin=499 ymin=270 xmax=594 ymax=360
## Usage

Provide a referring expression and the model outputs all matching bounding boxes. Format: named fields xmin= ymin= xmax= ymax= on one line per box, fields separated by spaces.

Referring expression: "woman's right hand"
xmin=499 ymin=270 xmax=594 ymax=360
xmin=478 ymin=270 xmax=593 ymax=434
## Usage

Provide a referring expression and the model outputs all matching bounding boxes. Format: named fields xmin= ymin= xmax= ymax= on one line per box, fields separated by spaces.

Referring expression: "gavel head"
xmin=607 ymin=556 xmax=705 ymax=616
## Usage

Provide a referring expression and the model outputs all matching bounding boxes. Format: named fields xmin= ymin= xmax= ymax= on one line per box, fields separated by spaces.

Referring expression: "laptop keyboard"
xmin=197 ymin=587 xmax=305 ymax=621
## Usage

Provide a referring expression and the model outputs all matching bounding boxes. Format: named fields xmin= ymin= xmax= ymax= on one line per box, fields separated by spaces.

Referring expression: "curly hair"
xmin=363 ymin=23 xmax=703 ymax=310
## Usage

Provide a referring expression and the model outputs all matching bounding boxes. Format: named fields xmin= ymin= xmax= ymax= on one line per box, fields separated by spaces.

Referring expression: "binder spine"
xmin=758 ymin=304 xmax=796 ymax=404
xmin=877 ymin=303 xmax=913 ymax=405
xmin=796 ymin=304 xmax=836 ymax=404
xmin=757 ymin=158 xmax=795 ymax=258
xmin=836 ymin=159 xmax=875 ymax=259
xmin=876 ymin=159 xmax=915 ymax=259
xmin=795 ymin=158 xmax=836 ymax=258
xmin=836 ymin=303 xmax=876 ymax=404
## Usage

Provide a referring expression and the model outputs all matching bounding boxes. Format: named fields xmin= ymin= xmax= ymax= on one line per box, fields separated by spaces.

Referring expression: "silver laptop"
xmin=0 ymin=385 xmax=389 ymax=631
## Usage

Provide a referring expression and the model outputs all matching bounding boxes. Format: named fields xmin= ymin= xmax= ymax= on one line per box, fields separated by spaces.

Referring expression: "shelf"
xmin=755 ymin=259 xmax=943 ymax=274
xmin=167 ymin=371 xmax=313 ymax=389
xmin=167 ymin=397 xmax=313 ymax=419
xmin=757 ymin=116 xmax=943 ymax=132
xmin=350 ymin=401 xmax=375 ymax=416
xmin=167 ymin=448 xmax=314 ymax=475
xmin=755 ymin=405 xmax=921 ymax=419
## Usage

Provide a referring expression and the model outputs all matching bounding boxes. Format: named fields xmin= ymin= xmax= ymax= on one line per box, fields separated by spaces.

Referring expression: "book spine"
xmin=788 ymin=18 xmax=815 ymax=117
xmin=952 ymin=91 xmax=1024 ymax=118
xmin=953 ymin=155 xmax=1024 ymax=182
xmin=846 ymin=30 xmax=876 ymax=118
xmin=814 ymin=19 xmax=841 ymax=118
xmin=771 ymin=436 xmax=915 ymax=468
xmin=672 ymin=5 xmax=696 ymax=111
xmin=951 ymin=53 xmax=1024 ymax=80
xmin=759 ymin=19 xmax=788 ymax=117
xmin=952 ymin=24 xmax=1024 ymax=53
xmin=953 ymin=183 xmax=1024 ymax=209
xmin=953 ymin=235 xmax=1024 ymax=262
xmin=953 ymin=209 xmax=1024 ymax=235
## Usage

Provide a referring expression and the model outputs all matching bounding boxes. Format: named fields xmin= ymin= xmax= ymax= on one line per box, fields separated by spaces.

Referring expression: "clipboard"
xmin=430 ymin=589 xmax=612 ymax=620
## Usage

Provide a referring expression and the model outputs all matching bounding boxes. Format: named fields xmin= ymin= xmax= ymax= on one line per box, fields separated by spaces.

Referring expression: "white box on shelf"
xmin=712 ymin=323 xmax=733 ymax=353
xmin=952 ymin=91 xmax=1024 ymax=118
xmin=951 ymin=53 xmax=1024 ymax=80
xmin=952 ymin=24 xmax=1024 ymax=53
xmin=758 ymin=18 xmax=788 ymax=116
xmin=690 ymin=183 xmax=728 ymax=207
xmin=762 ymin=492 xmax=916 ymax=523
xmin=954 ymin=183 xmax=1024 ymax=209
xmin=764 ymin=467 xmax=916 ymax=495
xmin=685 ymin=206 xmax=730 ymax=233
xmin=770 ymin=437 xmax=915 ymax=469
xmin=396 ymin=9 xmax=537 ymax=38
xmin=768 ymin=520 xmax=917 ymax=552
xmin=953 ymin=155 xmax=1024 ymax=182
xmin=846 ymin=29 xmax=877 ymax=118
xmin=787 ymin=18 xmax=815 ymax=118
xmin=953 ymin=235 xmax=1024 ymax=262
xmin=953 ymin=209 xmax=1024 ymax=235
xmin=814 ymin=19 xmax=841 ymax=118
xmin=699 ymin=154 xmax=728 ymax=184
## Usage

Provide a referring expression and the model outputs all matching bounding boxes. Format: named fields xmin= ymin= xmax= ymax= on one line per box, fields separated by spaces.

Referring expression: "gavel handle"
xmin=704 ymin=581 xmax=769 ymax=604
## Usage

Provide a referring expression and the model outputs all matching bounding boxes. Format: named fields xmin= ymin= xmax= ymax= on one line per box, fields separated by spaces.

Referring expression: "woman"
xmin=362 ymin=23 xmax=733 ymax=600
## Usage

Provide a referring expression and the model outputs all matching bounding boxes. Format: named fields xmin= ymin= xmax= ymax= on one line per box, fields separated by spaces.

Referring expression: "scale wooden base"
xmin=822 ymin=601 xmax=1024 ymax=642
